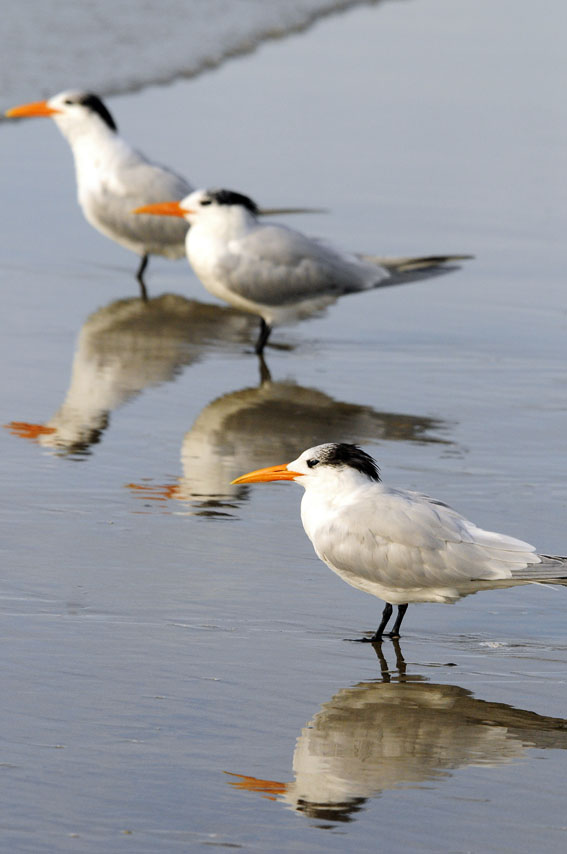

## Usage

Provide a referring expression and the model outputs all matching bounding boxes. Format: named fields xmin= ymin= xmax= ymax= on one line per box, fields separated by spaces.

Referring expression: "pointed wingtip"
xmin=258 ymin=206 xmax=329 ymax=216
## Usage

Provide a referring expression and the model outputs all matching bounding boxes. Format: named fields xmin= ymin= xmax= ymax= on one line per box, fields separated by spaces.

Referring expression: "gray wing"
xmin=111 ymin=148 xmax=192 ymax=202
xmin=83 ymin=149 xmax=192 ymax=255
xmin=313 ymin=486 xmax=541 ymax=593
xmin=214 ymin=224 xmax=389 ymax=307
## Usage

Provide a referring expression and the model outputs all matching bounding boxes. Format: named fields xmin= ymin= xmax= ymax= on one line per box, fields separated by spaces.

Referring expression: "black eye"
xmin=63 ymin=99 xmax=74 ymax=105
xmin=307 ymin=459 xmax=319 ymax=469
xmin=200 ymin=199 xmax=212 ymax=206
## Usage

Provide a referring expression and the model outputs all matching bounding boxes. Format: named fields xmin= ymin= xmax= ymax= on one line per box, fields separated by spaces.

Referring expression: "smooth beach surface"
xmin=1 ymin=0 xmax=567 ymax=851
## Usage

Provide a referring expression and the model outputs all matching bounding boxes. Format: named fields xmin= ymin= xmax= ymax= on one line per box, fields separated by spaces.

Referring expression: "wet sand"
xmin=1 ymin=0 xmax=567 ymax=851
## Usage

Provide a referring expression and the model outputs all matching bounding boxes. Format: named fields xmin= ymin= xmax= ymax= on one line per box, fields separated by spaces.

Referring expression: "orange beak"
xmin=231 ymin=463 xmax=301 ymax=485
xmin=5 ymin=99 xmax=61 ymax=119
xmin=132 ymin=201 xmax=191 ymax=217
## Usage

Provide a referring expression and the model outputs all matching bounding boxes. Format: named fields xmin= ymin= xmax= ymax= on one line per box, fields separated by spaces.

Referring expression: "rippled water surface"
xmin=1 ymin=0 xmax=567 ymax=851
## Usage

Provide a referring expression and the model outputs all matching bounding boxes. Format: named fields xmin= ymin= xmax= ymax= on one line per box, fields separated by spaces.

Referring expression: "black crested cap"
xmin=319 ymin=443 xmax=381 ymax=481
xmin=208 ymin=189 xmax=258 ymax=215
xmin=78 ymin=93 xmax=117 ymax=131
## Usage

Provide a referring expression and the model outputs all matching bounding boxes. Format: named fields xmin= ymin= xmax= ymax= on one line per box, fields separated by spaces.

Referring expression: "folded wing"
xmin=215 ymin=224 xmax=389 ymax=307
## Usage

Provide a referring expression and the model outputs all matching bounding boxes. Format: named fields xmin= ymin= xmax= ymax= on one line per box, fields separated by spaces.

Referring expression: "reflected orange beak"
xmin=5 ymin=100 xmax=61 ymax=118
xmin=132 ymin=201 xmax=191 ymax=217
xmin=4 ymin=421 xmax=56 ymax=441
xmin=225 ymin=772 xmax=286 ymax=800
xmin=231 ymin=463 xmax=301 ymax=485
xmin=127 ymin=481 xmax=181 ymax=501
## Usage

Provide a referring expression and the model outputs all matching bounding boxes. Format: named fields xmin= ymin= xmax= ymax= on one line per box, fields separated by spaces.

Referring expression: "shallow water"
xmin=1 ymin=0 xmax=567 ymax=851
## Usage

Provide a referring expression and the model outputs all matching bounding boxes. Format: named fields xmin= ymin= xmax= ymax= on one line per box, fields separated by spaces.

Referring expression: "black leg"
xmin=345 ymin=601 xmax=406 ymax=644
xmin=346 ymin=602 xmax=393 ymax=643
xmin=136 ymin=254 xmax=149 ymax=302
xmin=369 ymin=602 xmax=393 ymax=642
xmin=386 ymin=604 xmax=409 ymax=639
xmin=254 ymin=318 xmax=272 ymax=355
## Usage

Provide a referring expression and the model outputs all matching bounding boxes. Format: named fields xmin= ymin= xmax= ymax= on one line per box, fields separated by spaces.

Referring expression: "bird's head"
xmin=133 ymin=187 xmax=259 ymax=226
xmin=5 ymin=90 xmax=117 ymax=136
xmin=231 ymin=443 xmax=381 ymax=488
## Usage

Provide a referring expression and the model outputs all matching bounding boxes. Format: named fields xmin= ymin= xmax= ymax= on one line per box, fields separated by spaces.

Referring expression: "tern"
xmin=135 ymin=188 xmax=471 ymax=354
xmin=232 ymin=443 xmax=567 ymax=640
xmin=5 ymin=92 xmax=316 ymax=299
xmin=6 ymin=90 xmax=191 ymax=299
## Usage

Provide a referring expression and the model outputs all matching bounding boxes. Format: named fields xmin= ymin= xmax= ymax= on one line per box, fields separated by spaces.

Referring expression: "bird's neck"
xmin=300 ymin=470 xmax=377 ymax=535
xmin=54 ymin=113 xmax=118 ymax=151
xmin=309 ymin=469 xmax=376 ymax=500
xmin=198 ymin=207 xmax=257 ymax=242
xmin=55 ymin=118 xmax=133 ymax=181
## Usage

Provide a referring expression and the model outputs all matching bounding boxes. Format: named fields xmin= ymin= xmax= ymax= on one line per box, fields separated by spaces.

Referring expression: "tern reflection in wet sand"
xmin=227 ymin=642 xmax=567 ymax=823
xmin=127 ymin=371 xmax=451 ymax=515
xmin=5 ymin=294 xmax=255 ymax=456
